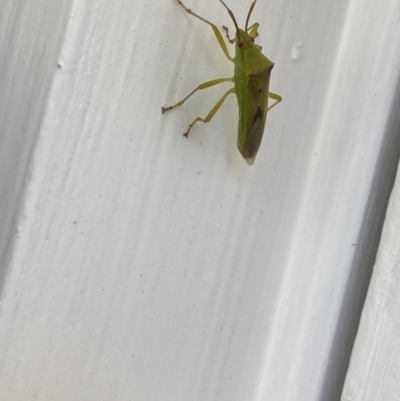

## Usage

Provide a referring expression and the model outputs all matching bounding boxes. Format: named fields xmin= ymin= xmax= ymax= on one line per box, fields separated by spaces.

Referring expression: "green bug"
xmin=162 ymin=0 xmax=281 ymax=165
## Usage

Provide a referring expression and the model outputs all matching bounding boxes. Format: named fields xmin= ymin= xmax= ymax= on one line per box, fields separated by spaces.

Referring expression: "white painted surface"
xmin=0 ymin=0 xmax=73 ymax=282
xmin=341 ymin=159 xmax=400 ymax=401
xmin=0 ymin=0 xmax=400 ymax=400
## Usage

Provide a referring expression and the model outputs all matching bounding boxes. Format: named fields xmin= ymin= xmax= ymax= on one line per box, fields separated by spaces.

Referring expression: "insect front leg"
xmin=222 ymin=26 xmax=235 ymax=43
xmin=176 ymin=0 xmax=234 ymax=61
xmin=267 ymin=92 xmax=282 ymax=111
xmin=246 ymin=23 xmax=259 ymax=40
xmin=162 ymin=77 xmax=233 ymax=114
xmin=183 ymin=87 xmax=235 ymax=137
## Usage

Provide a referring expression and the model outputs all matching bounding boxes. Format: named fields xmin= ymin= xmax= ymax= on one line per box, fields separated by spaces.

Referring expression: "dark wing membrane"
xmin=238 ymin=67 xmax=272 ymax=161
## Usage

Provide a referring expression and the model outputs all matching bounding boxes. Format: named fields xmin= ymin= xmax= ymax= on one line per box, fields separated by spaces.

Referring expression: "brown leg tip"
xmin=161 ymin=107 xmax=165 ymax=114
xmin=183 ymin=131 xmax=189 ymax=137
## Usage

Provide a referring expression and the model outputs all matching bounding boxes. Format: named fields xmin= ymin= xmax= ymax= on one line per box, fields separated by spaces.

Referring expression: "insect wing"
xmin=238 ymin=65 xmax=273 ymax=164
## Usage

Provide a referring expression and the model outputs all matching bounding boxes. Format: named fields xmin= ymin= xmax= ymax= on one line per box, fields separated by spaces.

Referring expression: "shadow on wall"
xmin=0 ymin=0 xmax=74 ymax=295
xmin=321 ymin=74 xmax=400 ymax=401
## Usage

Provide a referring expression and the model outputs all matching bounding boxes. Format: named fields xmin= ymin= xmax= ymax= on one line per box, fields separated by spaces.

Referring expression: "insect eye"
xmin=251 ymin=37 xmax=255 ymax=43
xmin=238 ymin=40 xmax=244 ymax=47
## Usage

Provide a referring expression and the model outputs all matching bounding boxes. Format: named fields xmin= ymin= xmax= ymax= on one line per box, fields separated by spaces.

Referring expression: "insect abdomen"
xmin=235 ymin=65 xmax=272 ymax=163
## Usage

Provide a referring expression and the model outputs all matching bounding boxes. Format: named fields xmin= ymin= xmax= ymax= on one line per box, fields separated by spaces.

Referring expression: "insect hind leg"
xmin=184 ymin=87 xmax=235 ymax=137
xmin=267 ymin=92 xmax=282 ymax=111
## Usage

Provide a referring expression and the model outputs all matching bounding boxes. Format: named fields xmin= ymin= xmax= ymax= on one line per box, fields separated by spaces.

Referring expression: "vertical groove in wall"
xmin=0 ymin=0 xmax=74 ymax=290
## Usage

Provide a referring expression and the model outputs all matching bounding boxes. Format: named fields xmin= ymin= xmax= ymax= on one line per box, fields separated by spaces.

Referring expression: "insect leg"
xmin=162 ymin=77 xmax=233 ymax=114
xmin=246 ymin=23 xmax=259 ymax=39
xmin=267 ymin=92 xmax=282 ymax=111
xmin=184 ymin=87 xmax=235 ymax=137
xmin=176 ymin=0 xmax=234 ymax=61
xmin=222 ymin=26 xmax=235 ymax=43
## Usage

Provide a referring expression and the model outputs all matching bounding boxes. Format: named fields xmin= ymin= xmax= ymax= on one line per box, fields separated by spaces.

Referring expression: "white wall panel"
xmin=342 ymin=158 xmax=400 ymax=401
xmin=0 ymin=0 xmax=73 ymax=286
xmin=0 ymin=0 xmax=400 ymax=400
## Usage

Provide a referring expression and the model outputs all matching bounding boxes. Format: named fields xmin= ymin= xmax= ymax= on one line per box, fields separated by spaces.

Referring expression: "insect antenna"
xmin=245 ymin=0 xmax=257 ymax=31
xmin=219 ymin=0 xmax=240 ymax=35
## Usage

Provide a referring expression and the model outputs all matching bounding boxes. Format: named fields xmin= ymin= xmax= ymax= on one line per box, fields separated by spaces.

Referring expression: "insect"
xmin=162 ymin=0 xmax=281 ymax=165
